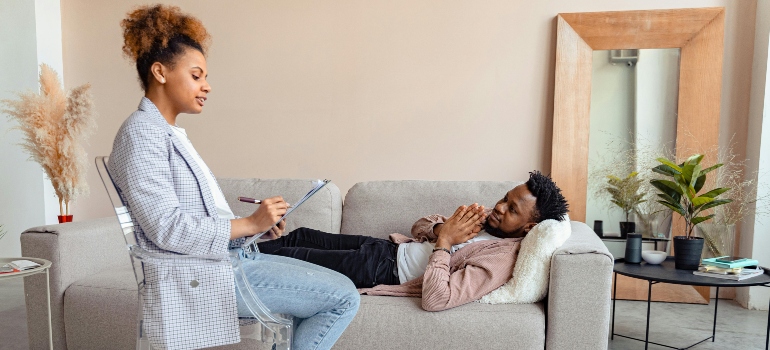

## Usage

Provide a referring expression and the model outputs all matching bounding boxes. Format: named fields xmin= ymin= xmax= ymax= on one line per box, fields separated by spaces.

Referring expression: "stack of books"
xmin=0 ymin=260 xmax=41 ymax=274
xmin=693 ymin=257 xmax=764 ymax=281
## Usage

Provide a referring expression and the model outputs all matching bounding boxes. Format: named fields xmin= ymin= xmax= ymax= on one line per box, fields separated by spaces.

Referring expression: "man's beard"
xmin=483 ymin=220 xmax=511 ymax=238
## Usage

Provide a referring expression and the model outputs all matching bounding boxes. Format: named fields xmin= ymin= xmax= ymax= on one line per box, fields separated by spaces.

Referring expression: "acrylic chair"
xmin=95 ymin=156 xmax=293 ymax=350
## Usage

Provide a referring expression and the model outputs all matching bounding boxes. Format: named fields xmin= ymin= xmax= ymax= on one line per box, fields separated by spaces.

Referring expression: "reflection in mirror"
xmin=586 ymin=48 xmax=680 ymax=240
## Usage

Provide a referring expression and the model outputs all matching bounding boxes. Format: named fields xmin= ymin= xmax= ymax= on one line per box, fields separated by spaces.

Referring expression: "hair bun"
xmin=121 ymin=4 xmax=210 ymax=62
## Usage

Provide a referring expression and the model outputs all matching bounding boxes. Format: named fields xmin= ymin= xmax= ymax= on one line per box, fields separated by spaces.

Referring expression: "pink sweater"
xmin=359 ymin=213 xmax=522 ymax=312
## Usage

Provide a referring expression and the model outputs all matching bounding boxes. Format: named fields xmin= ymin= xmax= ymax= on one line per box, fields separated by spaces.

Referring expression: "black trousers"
xmin=257 ymin=227 xmax=400 ymax=288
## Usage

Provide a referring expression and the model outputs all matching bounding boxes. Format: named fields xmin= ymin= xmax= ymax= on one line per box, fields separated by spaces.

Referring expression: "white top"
xmin=396 ymin=231 xmax=501 ymax=284
xmin=170 ymin=125 xmax=235 ymax=220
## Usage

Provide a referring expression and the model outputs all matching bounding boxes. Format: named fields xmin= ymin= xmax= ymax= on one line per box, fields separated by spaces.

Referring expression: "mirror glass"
xmin=586 ymin=48 xmax=680 ymax=239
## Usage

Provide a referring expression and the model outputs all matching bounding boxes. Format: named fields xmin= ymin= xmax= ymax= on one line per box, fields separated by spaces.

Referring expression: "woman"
xmin=110 ymin=5 xmax=359 ymax=350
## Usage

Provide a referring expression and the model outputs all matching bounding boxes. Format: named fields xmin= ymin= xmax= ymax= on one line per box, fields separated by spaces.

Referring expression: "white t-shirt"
xmin=396 ymin=230 xmax=501 ymax=284
xmin=170 ymin=125 xmax=235 ymax=220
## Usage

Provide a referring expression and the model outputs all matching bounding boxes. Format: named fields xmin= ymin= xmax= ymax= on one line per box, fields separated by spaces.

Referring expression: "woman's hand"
xmin=261 ymin=219 xmax=286 ymax=240
xmin=249 ymin=196 xmax=288 ymax=234
xmin=434 ymin=204 xmax=486 ymax=250
xmin=230 ymin=196 xmax=288 ymax=240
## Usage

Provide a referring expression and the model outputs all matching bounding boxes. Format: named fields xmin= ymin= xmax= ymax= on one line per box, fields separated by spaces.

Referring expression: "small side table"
xmin=0 ymin=257 xmax=53 ymax=350
xmin=612 ymin=257 xmax=770 ymax=349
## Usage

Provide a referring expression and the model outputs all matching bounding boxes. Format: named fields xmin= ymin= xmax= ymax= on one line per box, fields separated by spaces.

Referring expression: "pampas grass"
xmin=1 ymin=64 xmax=96 ymax=216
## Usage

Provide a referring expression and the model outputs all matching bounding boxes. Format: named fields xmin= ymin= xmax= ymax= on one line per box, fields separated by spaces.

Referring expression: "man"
xmin=257 ymin=171 xmax=569 ymax=311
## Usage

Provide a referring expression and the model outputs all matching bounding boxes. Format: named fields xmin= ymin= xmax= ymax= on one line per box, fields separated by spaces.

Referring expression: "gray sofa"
xmin=21 ymin=179 xmax=613 ymax=349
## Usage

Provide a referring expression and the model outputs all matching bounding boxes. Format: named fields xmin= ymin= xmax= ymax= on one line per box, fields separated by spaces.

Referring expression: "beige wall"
xmin=58 ymin=0 xmax=757 ymax=221
xmin=0 ymin=0 xmax=43 ymax=257
xmin=0 ymin=0 xmax=65 ymax=257
xmin=739 ymin=0 xmax=770 ymax=309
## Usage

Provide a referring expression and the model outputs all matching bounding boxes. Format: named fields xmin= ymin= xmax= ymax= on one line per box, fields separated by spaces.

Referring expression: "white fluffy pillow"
xmin=478 ymin=215 xmax=571 ymax=304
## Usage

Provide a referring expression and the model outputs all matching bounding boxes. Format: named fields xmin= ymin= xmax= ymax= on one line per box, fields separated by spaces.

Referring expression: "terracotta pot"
xmin=57 ymin=215 xmax=73 ymax=223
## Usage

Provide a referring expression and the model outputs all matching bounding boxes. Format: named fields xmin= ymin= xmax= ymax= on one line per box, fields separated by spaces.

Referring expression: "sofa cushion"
xmin=64 ymin=267 xmax=138 ymax=349
xmin=219 ymin=178 xmax=343 ymax=234
xmin=64 ymin=267 xmax=272 ymax=350
xmin=480 ymin=215 xmax=572 ymax=304
xmin=336 ymin=295 xmax=545 ymax=349
xmin=64 ymin=268 xmax=545 ymax=350
xmin=341 ymin=180 xmax=518 ymax=239
xmin=21 ymin=216 xmax=128 ymax=350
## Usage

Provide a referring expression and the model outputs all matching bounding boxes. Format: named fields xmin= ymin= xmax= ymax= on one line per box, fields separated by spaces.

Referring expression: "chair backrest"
xmin=96 ymin=158 xmax=294 ymax=348
xmin=95 ymin=156 xmax=145 ymax=286
xmin=95 ymin=156 xmax=138 ymax=245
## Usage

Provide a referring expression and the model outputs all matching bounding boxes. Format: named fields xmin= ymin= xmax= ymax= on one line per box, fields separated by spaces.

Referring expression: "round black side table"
xmin=612 ymin=257 xmax=770 ymax=350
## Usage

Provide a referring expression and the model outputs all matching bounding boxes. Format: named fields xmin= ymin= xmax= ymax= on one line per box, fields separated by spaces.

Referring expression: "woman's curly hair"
xmin=121 ymin=4 xmax=211 ymax=90
xmin=525 ymin=171 xmax=569 ymax=222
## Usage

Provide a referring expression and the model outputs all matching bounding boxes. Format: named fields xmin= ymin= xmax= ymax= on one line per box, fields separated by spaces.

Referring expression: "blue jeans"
xmin=234 ymin=251 xmax=360 ymax=350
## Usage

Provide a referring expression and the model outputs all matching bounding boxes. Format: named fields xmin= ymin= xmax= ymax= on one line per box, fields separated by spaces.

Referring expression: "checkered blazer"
xmin=109 ymin=97 xmax=240 ymax=349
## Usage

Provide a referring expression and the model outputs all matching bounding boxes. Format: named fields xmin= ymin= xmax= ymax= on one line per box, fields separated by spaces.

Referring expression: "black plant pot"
xmin=593 ymin=220 xmax=604 ymax=237
xmin=673 ymin=236 xmax=704 ymax=270
xmin=619 ymin=222 xmax=636 ymax=239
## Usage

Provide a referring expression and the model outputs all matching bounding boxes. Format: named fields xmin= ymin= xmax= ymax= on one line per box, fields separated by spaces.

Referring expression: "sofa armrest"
xmin=20 ymin=217 xmax=129 ymax=350
xmin=546 ymin=221 xmax=613 ymax=350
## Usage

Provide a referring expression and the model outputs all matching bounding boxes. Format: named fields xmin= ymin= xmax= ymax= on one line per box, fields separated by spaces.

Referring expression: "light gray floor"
xmin=1 ymin=278 xmax=768 ymax=350
xmin=0 ymin=277 xmax=29 ymax=350
xmin=610 ymin=299 xmax=769 ymax=349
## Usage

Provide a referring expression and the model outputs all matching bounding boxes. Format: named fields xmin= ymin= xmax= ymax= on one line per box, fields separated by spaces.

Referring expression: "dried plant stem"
xmin=701 ymin=230 xmax=721 ymax=256
xmin=1 ymin=64 xmax=96 ymax=217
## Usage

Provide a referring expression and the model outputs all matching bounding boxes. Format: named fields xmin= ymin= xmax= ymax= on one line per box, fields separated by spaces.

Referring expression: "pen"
xmin=238 ymin=197 xmax=292 ymax=207
xmin=238 ymin=196 xmax=261 ymax=204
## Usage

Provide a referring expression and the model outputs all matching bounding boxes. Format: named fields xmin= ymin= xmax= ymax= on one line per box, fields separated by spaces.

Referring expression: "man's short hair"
xmin=525 ymin=171 xmax=569 ymax=222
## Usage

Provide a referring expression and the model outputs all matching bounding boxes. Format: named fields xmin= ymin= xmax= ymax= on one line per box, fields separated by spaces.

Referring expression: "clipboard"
xmin=241 ymin=179 xmax=330 ymax=250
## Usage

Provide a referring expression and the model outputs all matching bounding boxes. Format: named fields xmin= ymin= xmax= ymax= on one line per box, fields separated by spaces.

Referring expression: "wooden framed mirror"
xmin=551 ymin=7 xmax=724 ymax=303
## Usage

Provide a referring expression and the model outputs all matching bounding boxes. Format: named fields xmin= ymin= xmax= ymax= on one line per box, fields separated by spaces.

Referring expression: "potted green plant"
xmin=605 ymin=172 xmax=646 ymax=238
xmin=588 ymin=138 xmax=675 ymax=240
xmin=651 ymin=154 xmax=732 ymax=270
